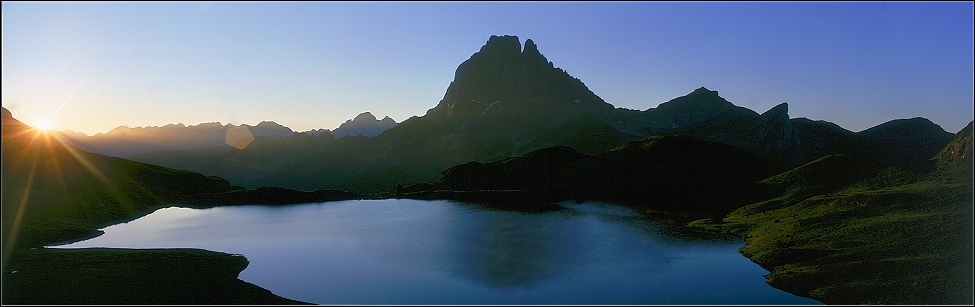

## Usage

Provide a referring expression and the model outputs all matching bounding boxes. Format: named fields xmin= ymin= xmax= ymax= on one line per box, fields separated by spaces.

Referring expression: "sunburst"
xmin=35 ymin=119 xmax=55 ymax=131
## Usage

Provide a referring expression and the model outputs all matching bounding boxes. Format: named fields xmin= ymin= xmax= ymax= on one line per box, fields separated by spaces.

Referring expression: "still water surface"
xmin=57 ymin=199 xmax=820 ymax=305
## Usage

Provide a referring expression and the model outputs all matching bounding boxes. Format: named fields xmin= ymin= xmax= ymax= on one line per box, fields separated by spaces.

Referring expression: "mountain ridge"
xmin=51 ymin=35 xmax=961 ymax=195
xmin=330 ymin=112 xmax=398 ymax=138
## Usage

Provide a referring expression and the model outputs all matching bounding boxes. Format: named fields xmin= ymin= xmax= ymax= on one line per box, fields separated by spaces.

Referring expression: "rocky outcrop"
xmin=935 ymin=121 xmax=973 ymax=170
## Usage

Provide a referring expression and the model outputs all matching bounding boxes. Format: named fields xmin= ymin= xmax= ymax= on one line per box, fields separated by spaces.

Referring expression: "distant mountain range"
xmin=59 ymin=121 xmax=298 ymax=158
xmin=101 ymin=35 xmax=956 ymax=195
xmin=58 ymin=112 xmax=398 ymax=158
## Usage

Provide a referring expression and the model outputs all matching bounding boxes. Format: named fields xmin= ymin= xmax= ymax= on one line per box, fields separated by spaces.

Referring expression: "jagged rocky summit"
xmin=331 ymin=112 xmax=398 ymax=138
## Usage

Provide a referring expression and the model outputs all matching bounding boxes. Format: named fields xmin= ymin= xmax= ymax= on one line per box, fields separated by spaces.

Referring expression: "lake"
xmin=56 ymin=199 xmax=821 ymax=305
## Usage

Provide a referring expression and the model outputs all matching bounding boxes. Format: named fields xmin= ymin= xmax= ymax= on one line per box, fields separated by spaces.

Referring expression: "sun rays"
xmin=34 ymin=119 xmax=55 ymax=131
xmin=1 ymin=123 xmax=150 ymax=253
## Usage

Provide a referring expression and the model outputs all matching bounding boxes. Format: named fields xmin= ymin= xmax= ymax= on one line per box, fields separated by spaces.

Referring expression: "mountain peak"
xmin=480 ymin=35 xmax=522 ymax=55
xmin=353 ymin=112 xmax=378 ymax=122
xmin=761 ymin=102 xmax=790 ymax=120
xmin=693 ymin=86 xmax=712 ymax=93
xmin=522 ymin=38 xmax=549 ymax=65
xmin=690 ymin=87 xmax=719 ymax=97
xmin=524 ymin=38 xmax=536 ymax=52
xmin=332 ymin=112 xmax=398 ymax=138
xmin=429 ymin=35 xmax=610 ymax=121
xmin=858 ymin=117 xmax=949 ymax=140
xmin=655 ymin=87 xmax=734 ymax=113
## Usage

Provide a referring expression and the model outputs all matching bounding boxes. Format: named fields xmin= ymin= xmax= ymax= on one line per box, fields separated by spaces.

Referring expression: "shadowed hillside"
xmin=403 ymin=135 xmax=778 ymax=215
xmin=689 ymin=120 xmax=974 ymax=304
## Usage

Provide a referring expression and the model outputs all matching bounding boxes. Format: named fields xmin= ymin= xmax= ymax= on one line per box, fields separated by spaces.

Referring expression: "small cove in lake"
xmin=55 ymin=199 xmax=821 ymax=305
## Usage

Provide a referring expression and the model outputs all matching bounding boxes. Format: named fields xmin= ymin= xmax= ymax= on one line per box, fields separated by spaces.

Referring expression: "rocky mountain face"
xmin=410 ymin=35 xmax=626 ymax=150
xmin=330 ymin=112 xmax=397 ymax=138
xmin=428 ymin=36 xmax=616 ymax=122
xmin=935 ymin=121 xmax=974 ymax=171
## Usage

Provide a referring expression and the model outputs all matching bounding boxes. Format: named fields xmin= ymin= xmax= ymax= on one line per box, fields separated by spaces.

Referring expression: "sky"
xmin=2 ymin=1 xmax=973 ymax=135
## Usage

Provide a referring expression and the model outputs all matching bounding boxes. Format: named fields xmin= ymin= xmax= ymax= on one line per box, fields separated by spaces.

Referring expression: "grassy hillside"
xmin=689 ymin=124 xmax=974 ymax=304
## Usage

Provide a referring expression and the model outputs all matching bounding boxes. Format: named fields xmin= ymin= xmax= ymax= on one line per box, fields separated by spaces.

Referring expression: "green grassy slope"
xmin=690 ymin=122 xmax=974 ymax=304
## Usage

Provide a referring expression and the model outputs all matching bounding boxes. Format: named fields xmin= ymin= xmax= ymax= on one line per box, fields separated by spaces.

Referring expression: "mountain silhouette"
xmin=253 ymin=35 xmax=641 ymax=192
xmin=330 ymin=112 xmax=397 ymax=138
xmin=60 ymin=121 xmax=301 ymax=158
xmin=67 ymin=35 xmax=959 ymax=195
xmin=427 ymin=36 xmax=616 ymax=123
xmin=857 ymin=117 xmax=955 ymax=165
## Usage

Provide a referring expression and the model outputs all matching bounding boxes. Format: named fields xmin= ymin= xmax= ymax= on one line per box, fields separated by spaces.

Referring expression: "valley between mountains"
xmin=2 ymin=35 xmax=972 ymax=305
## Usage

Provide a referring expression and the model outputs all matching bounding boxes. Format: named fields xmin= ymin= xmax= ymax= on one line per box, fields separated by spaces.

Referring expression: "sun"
xmin=36 ymin=119 xmax=56 ymax=131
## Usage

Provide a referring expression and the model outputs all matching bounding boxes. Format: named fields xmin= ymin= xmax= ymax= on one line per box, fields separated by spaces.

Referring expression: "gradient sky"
xmin=3 ymin=1 xmax=973 ymax=135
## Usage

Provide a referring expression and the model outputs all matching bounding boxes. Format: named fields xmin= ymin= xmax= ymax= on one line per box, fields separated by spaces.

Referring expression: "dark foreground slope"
xmin=2 ymin=248 xmax=307 ymax=305
xmin=690 ymin=121 xmax=975 ymax=304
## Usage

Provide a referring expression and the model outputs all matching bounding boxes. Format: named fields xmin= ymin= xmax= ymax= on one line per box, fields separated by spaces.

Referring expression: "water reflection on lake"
xmin=57 ymin=199 xmax=821 ymax=305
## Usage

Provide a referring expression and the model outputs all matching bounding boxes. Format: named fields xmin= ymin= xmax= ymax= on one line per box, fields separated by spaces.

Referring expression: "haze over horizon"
xmin=3 ymin=1 xmax=973 ymax=135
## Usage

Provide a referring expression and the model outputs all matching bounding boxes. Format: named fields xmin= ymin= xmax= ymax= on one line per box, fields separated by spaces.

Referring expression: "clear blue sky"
xmin=3 ymin=1 xmax=973 ymax=135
